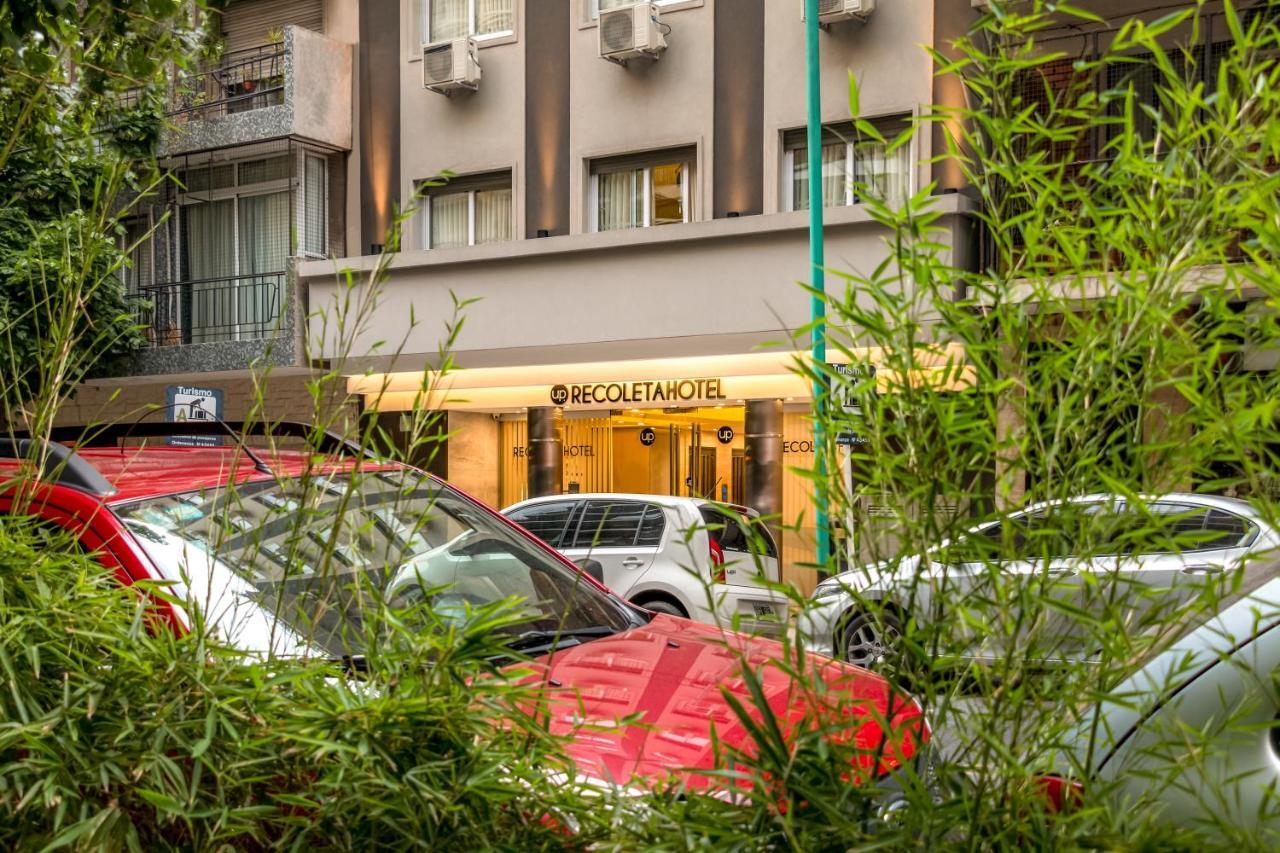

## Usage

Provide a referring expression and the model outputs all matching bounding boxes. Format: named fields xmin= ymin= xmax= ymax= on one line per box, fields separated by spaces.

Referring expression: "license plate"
xmin=752 ymin=603 xmax=778 ymax=620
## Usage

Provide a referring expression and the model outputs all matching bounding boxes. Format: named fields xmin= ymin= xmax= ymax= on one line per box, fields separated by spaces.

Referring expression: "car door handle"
xmin=1181 ymin=564 xmax=1222 ymax=575
xmin=621 ymin=557 xmax=645 ymax=569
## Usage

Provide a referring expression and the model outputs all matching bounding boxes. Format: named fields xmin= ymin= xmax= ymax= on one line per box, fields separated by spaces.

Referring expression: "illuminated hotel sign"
xmin=550 ymin=378 xmax=727 ymax=407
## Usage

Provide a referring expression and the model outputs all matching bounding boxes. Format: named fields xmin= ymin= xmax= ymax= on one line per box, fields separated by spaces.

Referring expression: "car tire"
xmin=636 ymin=597 xmax=687 ymax=618
xmin=838 ymin=609 xmax=904 ymax=671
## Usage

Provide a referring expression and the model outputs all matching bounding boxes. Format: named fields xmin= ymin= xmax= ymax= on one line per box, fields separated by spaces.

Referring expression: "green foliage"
xmin=0 ymin=0 xmax=201 ymax=420
xmin=0 ymin=517 xmax=583 ymax=850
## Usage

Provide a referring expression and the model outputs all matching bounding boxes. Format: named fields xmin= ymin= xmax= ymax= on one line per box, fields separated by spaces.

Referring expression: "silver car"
xmin=803 ymin=493 xmax=1280 ymax=667
xmin=1047 ymin=553 xmax=1280 ymax=840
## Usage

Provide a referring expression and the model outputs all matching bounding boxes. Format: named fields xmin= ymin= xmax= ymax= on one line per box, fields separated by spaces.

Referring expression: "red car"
xmin=0 ymin=422 xmax=928 ymax=802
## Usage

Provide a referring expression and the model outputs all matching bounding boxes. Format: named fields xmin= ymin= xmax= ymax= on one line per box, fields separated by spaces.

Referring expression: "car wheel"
xmin=840 ymin=610 xmax=903 ymax=670
xmin=637 ymin=598 xmax=687 ymax=618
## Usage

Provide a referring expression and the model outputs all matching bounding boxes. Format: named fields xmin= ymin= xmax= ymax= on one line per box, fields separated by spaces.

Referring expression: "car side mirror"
xmin=575 ymin=558 xmax=605 ymax=584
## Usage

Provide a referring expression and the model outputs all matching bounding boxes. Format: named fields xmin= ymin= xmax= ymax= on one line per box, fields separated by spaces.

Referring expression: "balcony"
xmin=126 ymin=272 xmax=304 ymax=376
xmin=160 ymin=25 xmax=352 ymax=156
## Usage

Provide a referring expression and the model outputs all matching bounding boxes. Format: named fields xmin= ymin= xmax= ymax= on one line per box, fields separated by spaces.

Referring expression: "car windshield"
xmin=112 ymin=466 xmax=635 ymax=658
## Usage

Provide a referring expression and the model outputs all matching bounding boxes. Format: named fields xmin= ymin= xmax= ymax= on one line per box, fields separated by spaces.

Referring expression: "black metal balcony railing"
xmin=130 ymin=272 xmax=285 ymax=347
xmin=170 ymin=43 xmax=286 ymax=122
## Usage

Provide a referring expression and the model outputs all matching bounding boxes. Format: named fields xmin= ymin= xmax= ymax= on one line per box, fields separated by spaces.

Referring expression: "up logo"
xmin=549 ymin=384 xmax=569 ymax=405
xmin=716 ymin=425 xmax=734 ymax=445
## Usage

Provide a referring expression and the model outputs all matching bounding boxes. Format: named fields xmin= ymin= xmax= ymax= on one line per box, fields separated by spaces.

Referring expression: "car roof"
xmin=504 ymin=493 xmax=758 ymax=516
xmin=1018 ymin=492 xmax=1269 ymax=521
xmin=0 ymin=445 xmax=373 ymax=504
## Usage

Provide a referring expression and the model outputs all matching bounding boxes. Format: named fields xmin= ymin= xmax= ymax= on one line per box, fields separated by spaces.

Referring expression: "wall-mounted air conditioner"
xmin=599 ymin=3 xmax=667 ymax=64
xmin=422 ymin=37 xmax=481 ymax=94
xmin=804 ymin=0 xmax=876 ymax=25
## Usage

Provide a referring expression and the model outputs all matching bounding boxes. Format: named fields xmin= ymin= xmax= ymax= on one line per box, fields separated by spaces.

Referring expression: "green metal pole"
xmin=805 ymin=0 xmax=830 ymax=569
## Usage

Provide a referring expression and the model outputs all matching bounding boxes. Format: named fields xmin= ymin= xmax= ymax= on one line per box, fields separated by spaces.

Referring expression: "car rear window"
xmin=571 ymin=501 xmax=664 ymax=549
xmin=698 ymin=506 xmax=778 ymax=559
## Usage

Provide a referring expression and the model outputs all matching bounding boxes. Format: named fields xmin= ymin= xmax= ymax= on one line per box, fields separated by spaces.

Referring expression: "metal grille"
xmin=134 ymin=272 xmax=285 ymax=346
xmin=817 ymin=0 xmax=844 ymax=15
xmin=422 ymin=43 xmax=456 ymax=85
xmin=600 ymin=9 xmax=636 ymax=53
xmin=171 ymin=42 xmax=285 ymax=121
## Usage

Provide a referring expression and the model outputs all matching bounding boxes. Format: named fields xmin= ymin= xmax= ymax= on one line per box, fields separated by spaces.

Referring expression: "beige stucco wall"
xmin=301 ymin=194 xmax=971 ymax=368
xmin=567 ymin=2 xmax=714 ymax=233
xmin=292 ymin=25 xmax=354 ymax=150
xmin=446 ymin=410 xmax=501 ymax=506
xmin=391 ymin=0 xmax=942 ymax=247
xmin=399 ymin=0 xmax=527 ymax=245
xmin=762 ymin=0 xmax=936 ymax=213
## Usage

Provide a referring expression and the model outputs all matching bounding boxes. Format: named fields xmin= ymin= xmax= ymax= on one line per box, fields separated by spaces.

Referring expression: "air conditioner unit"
xmin=804 ymin=0 xmax=876 ymax=24
xmin=421 ymin=37 xmax=480 ymax=94
xmin=599 ymin=3 xmax=667 ymax=63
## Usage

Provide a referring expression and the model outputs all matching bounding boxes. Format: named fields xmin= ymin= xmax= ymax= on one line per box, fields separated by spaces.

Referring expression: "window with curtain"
xmin=784 ymin=116 xmax=910 ymax=211
xmin=590 ymin=148 xmax=693 ymax=232
xmin=303 ymin=153 xmax=328 ymax=257
xmin=423 ymin=0 xmax=514 ymax=41
xmin=421 ymin=172 xmax=513 ymax=249
xmin=588 ymin=0 xmax=687 ymax=19
xmin=119 ymin=217 xmax=153 ymax=294
xmin=176 ymin=149 xmax=328 ymax=342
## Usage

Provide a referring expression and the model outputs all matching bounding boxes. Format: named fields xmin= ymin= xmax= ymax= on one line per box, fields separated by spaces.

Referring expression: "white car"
xmin=803 ymin=493 xmax=1280 ymax=667
xmin=1047 ymin=552 xmax=1280 ymax=839
xmin=502 ymin=493 xmax=786 ymax=633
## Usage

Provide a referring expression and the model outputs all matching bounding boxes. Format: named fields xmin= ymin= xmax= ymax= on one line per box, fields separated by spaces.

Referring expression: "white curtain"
xmin=238 ymin=191 xmax=289 ymax=336
xmin=428 ymin=0 xmax=467 ymax=40
xmin=475 ymin=0 xmax=514 ymax=35
xmin=474 ymin=187 xmax=512 ymax=244
xmin=430 ymin=192 xmax=469 ymax=248
xmin=597 ymin=169 xmax=642 ymax=231
xmin=855 ymin=140 xmax=907 ymax=209
xmin=183 ymin=199 xmax=235 ymax=342
xmin=303 ymin=154 xmax=327 ymax=256
xmin=791 ymin=143 xmax=848 ymax=209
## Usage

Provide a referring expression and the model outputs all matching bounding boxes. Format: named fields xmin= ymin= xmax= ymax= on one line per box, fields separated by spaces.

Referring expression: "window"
xmin=699 ymin=507 xmax=778 ymax=558
xmin=119 ymin=216 xmax=153 ymax=294
xmin=423 ymin=0 xmax=514 ymax=42
xmin=587 ymin=0 xmax=693 ymax=19
xmin=172 ymin=148 xmax=328 ymax=342
xmin=508 ymin=501 xmax=578 ymax=548
xmin=783 ymin=117 xmax=910 ymax=212
xmin=420 ymin=172 xmax=513 ymax=249
xmin=571 ymin=501 xmax=655 ymax=549
xmin=302 ymin=153 xmax=328 ymax=257
xmin=590 ymin=147 xmax=693 ymax=232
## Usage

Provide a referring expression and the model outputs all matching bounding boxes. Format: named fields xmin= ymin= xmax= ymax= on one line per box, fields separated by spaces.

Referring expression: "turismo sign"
xmin=550 ymin=378 xmax=727 ymax=407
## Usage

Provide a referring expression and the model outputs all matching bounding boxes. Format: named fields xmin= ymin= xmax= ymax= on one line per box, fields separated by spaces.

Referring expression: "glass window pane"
xmin=238 ymin=155 xmax=291 ymax=186
xmin=475 ymin=0 xmax=514 ymax=35
xmin=595 ymin=0 xmax=633 ymax=16
xmin=573 ymin=501 xmax=646 ymax=548
xmin=181 ymin=163 xmax=235 ymax=194
xmin=635 ymin=505 xmax=666 ymax=547
xmin=428 ymin=0 xmax=467 ymax=40
xmin=510 ymin=501 xmax=576 ymax=548
xmin=854 ymin=139 xmax=908 ymax=209
xmin=790 ymin=143 xmax=846 ymax=209
xmin=474 ymin=186 xmax=512 ymax=244
xmin=430 ymin=192 xmax=469 ymax=248
xmin=597 ymin=169 xmax=643 ymax=231
xmin=303 ymin=154 xmax=327 ymax=256
xmin=650 ymin=162 xmax=685 ymax=226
